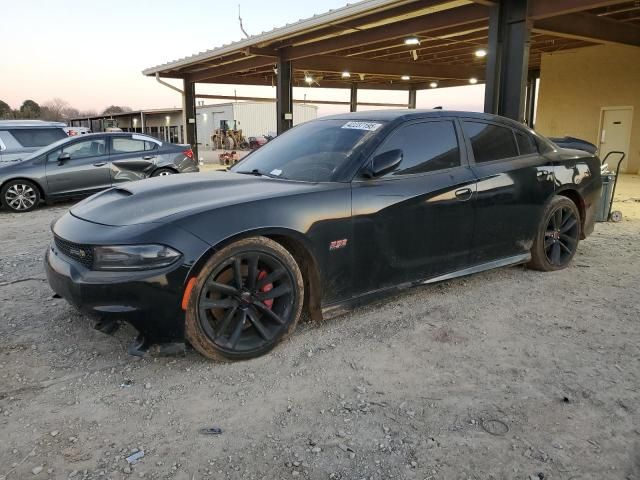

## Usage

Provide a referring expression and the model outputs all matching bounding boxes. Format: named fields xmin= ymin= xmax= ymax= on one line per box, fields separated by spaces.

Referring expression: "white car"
xmin=64 ymin=126 xmax=92 ymax=136
xmin=0 ymin=120 xmax=67 ymax=162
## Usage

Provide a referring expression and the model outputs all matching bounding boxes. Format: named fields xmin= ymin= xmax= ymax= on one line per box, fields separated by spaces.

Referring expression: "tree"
xmin=40 ymin=98 xmax=69 ymax=121
xmin=0 ymin=100 xmax=11 ymax=119
xmin=78 ymin=109 xmax=98 ymax=118
xmin=102 ymin=105 xmax=132 ymax=115
xmin=20 ymin=99 xmax=41 ymax=118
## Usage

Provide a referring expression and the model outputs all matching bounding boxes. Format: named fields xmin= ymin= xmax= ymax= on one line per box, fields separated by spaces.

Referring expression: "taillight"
xmin=183 ymin=149 xmax=194 ymax=159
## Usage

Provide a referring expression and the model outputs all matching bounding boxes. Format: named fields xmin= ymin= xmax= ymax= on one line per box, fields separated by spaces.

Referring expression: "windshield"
xmin=230 ymin=119 xmax=384 ymax=182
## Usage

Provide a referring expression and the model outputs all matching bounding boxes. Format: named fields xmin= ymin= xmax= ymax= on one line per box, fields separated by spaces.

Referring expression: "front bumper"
xmin=44 ymin=212 xmax=212 ymax=344
xmin=45 ymin=244 xmax=190 ymax=342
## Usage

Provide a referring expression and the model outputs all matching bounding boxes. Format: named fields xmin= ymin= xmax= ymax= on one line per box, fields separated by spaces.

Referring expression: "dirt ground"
xmin=1 ymin=176 xmax=639 ymax=480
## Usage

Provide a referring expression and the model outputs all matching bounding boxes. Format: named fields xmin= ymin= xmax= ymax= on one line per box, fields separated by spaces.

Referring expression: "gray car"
xmin=0 ymin=132 xmax=199 ymax=213
xmin=0 ymin=120 xmax=68 ymax=162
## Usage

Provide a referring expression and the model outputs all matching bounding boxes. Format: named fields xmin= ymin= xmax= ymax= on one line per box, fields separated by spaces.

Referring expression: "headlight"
xmin=93 ymin=245 xmax=181 ymax=271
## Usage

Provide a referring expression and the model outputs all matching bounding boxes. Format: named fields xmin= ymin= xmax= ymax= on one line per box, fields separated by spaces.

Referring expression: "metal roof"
xmin=142 ymin=0 xmax=407 ymax=75
xmin=0 ymin=120 xmax=67 ymax=128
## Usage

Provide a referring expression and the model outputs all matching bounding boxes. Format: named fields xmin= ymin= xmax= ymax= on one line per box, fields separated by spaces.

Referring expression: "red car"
xmin=248 ymin=136 xmax=268 ymax=150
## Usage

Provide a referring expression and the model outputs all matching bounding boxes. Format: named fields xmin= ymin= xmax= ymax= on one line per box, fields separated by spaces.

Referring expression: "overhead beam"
xmin=280 ymin=4 xmax=489 ymax=60
xmin=196 ymin=74 xmax=471 ymax=90
xmin=270 ymin=0 xmax=450 ymax=48
xmin=294 ymin=54 xmax=484 ymax=80
xmin=528 ymin=0 xmax=629 ymax=20
xmin=534 ymin=12 xmax=640 ymax=47
xmin=195 ymin=93 xmax=407 ymax=108
xmin=188 ymin=57 xmax=274 ymax=83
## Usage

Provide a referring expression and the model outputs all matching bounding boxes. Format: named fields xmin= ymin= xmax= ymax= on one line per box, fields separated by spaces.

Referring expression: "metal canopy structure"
xmin=143 ymin=0 xmax=640 ymax=153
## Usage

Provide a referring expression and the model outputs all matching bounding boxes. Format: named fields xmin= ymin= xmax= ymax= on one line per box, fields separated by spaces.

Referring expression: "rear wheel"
xmin=185 ymin=237 xmax=304 ymax=361
xmin=1 ymin=180 xmax=41 ymax=213
xmin=529 ymin=196 xmax=581 ymax=271
xmin=151 ymin=168 xmax=175 ymax=177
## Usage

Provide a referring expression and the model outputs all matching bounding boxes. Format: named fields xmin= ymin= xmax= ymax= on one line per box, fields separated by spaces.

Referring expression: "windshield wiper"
xmin=235 ymin=169 xmax=285 ymax=179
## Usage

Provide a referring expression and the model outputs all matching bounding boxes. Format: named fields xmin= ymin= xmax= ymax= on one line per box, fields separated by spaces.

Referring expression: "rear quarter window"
xmin=9 ymin=128 xmax=67 ymax=147
xmin=515 ymin=130 xmax=538 ymax=155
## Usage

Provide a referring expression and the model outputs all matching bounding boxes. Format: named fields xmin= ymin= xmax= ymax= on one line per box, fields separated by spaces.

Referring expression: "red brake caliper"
xmin=257 ymin=271 xmax=274 ymax=310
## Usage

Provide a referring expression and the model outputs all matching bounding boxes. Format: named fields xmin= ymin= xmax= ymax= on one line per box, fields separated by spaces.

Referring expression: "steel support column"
xmin=140 ymin=112 xmax=146 ymax=134
xmin=483 ymin=0 xmax=531 ymax=122
xmin=524 ymin=70 xmax=538 ymax=128
xmin=182 ymin=79 xmax=198 ymax=159
xmin=350 ymin=84 xmax=358 ymax=112
xmin=277 ymin=58 xmax=293 ymax=134
xmin=408 ymin=87 xmax=417 ymax=109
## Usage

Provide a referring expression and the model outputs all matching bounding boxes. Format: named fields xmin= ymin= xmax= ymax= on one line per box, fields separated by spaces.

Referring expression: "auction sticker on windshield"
xmin=341 ymin=121 xmax=382 ymax=131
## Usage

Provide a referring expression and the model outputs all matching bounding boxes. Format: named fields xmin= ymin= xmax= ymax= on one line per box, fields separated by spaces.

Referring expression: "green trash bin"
xmin=596 ymin=172 xmax=616 ymax=222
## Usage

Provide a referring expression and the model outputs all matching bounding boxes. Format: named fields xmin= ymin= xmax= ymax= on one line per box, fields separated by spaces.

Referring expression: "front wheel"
xmin=185 ymin=237 xmax=304 ymax=361
xmin=1 ymin=180 xmax=41 ymax=213
xmin=529 ymin=196 xmax=581 ymax=271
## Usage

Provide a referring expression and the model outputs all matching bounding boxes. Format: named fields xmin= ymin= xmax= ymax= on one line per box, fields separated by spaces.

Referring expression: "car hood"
xmin=70 ymin=171 xmax=333 ymax=226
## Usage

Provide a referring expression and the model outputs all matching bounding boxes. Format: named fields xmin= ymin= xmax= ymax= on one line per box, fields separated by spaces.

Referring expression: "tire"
xmin=529 ymin=196 xmax=582 ymax=271
xmin=185 ymin=237 xmax=304 ymax=361
xmin=1 ymin=180 xmax=41 ymax=213
xmin=151 ymin=168 xmax=175 ymax=177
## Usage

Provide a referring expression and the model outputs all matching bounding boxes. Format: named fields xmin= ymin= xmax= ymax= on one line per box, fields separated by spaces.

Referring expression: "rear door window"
xmin=376 ymin=120 xmax=461 ymax=177
xmin=462 ymin=121 xmax=518 ymax=163
xmin=111 ymin=137 xmax=156 ymax=153
xmin=9 ymin=128 xmax=67 ymax=147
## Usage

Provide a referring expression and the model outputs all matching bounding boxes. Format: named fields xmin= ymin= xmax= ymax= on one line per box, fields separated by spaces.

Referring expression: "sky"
xmin=1 ymin=0 xmax=485 ymax=117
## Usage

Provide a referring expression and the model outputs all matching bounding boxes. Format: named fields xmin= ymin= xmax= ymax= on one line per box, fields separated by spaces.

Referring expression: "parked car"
xmin=248 ymin=136 xmax=268 ymax=149
xmin=64 ymin=126 xmax=92 ymax=136
xmin=45 ymin=111 xmax=601 ymax=361
xmin=0 ymin=120 xmax=67 ymax=162
xmin=0 ymin=132 xmax=198 ymax=212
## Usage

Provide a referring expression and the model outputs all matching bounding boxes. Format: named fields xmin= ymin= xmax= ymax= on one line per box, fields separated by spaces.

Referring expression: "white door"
xmin=599 ymin=107 xmax=633 ymax=172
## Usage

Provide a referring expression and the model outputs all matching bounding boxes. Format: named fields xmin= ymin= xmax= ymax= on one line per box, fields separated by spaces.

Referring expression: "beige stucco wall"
xmin=536 ymin=44 xmax=640 ymax=173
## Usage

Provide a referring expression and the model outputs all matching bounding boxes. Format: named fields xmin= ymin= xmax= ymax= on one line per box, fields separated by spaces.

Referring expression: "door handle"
xmin=143 ymin=156 xmax=156 ymax=160
xmin=93 ymin=162 xmax=107 ymax=167
xmin=455 ymin=188 xmax=473 ymax=201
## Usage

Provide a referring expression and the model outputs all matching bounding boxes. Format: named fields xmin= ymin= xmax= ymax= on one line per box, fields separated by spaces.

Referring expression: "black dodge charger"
xmin=45 ymin=111 xmax=602 ymax=361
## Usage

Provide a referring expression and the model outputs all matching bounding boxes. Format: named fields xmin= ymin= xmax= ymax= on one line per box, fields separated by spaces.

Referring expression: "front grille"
xmin=54 ymin=236 xmax=94 ymax=269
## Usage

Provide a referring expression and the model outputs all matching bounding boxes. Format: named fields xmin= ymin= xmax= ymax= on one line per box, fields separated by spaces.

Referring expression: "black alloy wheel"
xmin=544 ymin=205 xmax=579 ymax=266
xmin=529 ymin=196 xmax=581 ymax=271
xmin=185 ymin=237 xmax=304 ymax=361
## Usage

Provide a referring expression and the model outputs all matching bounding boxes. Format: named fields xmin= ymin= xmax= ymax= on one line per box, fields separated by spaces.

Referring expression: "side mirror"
xmin=363 ymin=149 xmax=403 ymax=178
xmin=57 ymin=152 xmax=71 ymax=164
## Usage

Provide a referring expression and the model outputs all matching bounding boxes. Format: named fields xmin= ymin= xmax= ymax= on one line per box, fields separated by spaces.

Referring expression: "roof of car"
xmin=320 ymin=110 xmax=522 ymax=126
xmin=64 ymin=132 xmax=160 ymax=140
xmin=0 ymin=120 xmax=67 ymax=128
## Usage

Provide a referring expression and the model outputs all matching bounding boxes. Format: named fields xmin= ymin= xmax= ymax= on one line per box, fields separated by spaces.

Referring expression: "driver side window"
xmin=375 ymin=121 xmax=461 ymax=177
xmin=47 ymin=138 xmax=106 ymax=162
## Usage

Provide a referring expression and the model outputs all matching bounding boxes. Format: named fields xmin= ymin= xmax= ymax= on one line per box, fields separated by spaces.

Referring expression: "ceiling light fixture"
xmin=401 ymin=75 xmax=411 ymax=81
xmin=404 ymin=37 xmax=420 ymax=46
xmin=475 ymin=48 xmax=487 ymax=58
xmin=305 ymin=75 xmax=314 ymax=84
xmin=469 ymin=77 xmax=478 ymax=84
xmin=429 ymin=81 xmax=438 ymax=88
xmin=342 ymin=71 xmax=351 ymax=79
